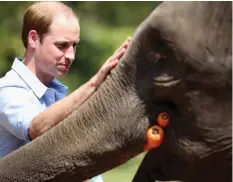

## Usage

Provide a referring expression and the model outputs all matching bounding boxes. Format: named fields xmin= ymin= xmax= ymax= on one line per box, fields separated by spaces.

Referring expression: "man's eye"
xmin=56 ymin=44 xmax=68 ymax=49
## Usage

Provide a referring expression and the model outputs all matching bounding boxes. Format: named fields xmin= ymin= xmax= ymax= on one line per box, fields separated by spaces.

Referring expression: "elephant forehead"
xmin=148 ymin=1 xmax=231 ymax=73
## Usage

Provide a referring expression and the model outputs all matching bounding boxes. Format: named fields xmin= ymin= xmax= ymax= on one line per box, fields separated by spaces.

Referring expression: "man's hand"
xmin=90 ymin=37 xmax=132 ymax=89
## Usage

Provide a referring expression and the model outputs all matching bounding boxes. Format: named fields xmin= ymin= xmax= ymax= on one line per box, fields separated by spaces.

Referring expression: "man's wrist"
xmin=71 ymin=79 xmax=98 ymax=108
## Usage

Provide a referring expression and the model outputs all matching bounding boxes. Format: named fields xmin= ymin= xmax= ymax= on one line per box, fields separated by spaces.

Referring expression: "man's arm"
xmin=29 ymin=37 xmax=131 ymax=140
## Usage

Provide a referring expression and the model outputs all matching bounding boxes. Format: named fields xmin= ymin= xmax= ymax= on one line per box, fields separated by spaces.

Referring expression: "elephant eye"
xmin=149 ymin=51 xmax=166 ymax=63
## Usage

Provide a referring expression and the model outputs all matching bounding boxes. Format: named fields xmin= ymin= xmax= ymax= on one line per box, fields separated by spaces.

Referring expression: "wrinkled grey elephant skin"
xmin=132 ymin=1 xmax=232 ymax=182
xmin=0 ymin=1 xmax=231 ymax=182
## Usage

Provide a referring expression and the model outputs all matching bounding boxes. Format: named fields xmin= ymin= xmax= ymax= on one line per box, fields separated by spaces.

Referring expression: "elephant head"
xmin=132 ymin=1 xmax=232 ymax=182
xmin=0 ymin=1 xmax=231 ymax=182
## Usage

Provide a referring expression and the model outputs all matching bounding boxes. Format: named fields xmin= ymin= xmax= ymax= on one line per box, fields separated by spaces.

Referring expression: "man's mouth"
xmin=57 ymin=64 xmax=70 ymax=71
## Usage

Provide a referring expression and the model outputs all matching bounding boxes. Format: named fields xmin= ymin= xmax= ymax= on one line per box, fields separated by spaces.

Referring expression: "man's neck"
xmin=22 ymin=52 xmax=54 ymax=86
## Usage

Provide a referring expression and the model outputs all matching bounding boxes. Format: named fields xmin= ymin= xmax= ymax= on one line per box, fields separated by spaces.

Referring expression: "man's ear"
xmin=28 ymin=30 xmax=40 ymax=49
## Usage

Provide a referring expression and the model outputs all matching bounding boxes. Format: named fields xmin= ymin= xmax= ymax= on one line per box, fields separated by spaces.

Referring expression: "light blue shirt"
xmin=0 ymin=58 xmax=68 ymax=157
xmin=0 ymin=58 xmax=103 ymax=182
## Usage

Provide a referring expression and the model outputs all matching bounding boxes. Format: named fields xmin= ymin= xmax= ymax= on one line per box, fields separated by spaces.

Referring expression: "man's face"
xmin=34 ymin=14 xmax=80 ymax=80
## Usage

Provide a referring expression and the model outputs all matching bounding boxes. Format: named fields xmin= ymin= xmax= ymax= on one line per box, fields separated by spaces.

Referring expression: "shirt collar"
xmin=11 ymin=58 xmax=68 ymax=99
xmin=48 ymin=78 xmax=68 ymax=95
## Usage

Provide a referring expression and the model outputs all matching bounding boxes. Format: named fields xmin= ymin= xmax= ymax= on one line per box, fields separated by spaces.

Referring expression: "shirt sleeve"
xmin=0 ymin=87 xmax=43 ymax=142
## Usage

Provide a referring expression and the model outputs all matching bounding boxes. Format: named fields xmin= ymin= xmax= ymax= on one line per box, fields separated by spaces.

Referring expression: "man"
xmin=0 ymin=2 xmax=131 ymax=182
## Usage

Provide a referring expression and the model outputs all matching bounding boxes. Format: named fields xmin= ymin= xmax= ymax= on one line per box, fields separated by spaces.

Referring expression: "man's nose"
xmin=64 ymin=46 xmax=75 ymax=61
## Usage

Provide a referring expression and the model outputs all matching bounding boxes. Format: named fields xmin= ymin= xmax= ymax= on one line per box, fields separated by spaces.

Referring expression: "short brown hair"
xmin=21 ymin=1 xmax=78 ymax=48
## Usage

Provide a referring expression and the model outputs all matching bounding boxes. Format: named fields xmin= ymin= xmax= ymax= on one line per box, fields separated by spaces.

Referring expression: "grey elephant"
xmin=0 ymin=1 xmax=232 ymax=182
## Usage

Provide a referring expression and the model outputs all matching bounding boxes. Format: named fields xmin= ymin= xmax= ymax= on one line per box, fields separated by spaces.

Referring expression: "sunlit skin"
xmin=24 ymin=14 xmax=80 ymax=85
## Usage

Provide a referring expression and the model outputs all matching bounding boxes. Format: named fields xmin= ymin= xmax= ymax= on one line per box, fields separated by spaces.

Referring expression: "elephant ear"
xmin=146 ymin=1 xmax=232 ymax=89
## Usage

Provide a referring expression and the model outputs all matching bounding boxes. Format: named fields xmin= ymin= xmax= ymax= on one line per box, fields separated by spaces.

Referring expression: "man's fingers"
xmin=110 ymin=59 xmax=119 ymax=67
xmin=99 ymin=58 xmax=119 ymax=78
xmin=109 ymin=48 xmax=126 ymax=63
xmin=102 ymin=59 xmax=118 ymax=72
xmin=114 ymin=48 xmax=126 ymax=59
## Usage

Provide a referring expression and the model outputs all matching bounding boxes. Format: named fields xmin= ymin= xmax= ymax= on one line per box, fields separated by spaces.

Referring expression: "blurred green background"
xmin=0 ymin=1 xmax=161 ymax=181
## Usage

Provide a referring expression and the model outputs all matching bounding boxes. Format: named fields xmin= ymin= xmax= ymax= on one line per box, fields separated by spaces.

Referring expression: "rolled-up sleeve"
xmin=0 ymin=87 xmax=43 ymax=142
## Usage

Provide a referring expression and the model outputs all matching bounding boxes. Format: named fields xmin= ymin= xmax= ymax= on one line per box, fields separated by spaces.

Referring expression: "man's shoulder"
xmin=0 ymin=69 xmax=29 ymax=91
xmin=0 ymin=70 xmax=33 ymax=102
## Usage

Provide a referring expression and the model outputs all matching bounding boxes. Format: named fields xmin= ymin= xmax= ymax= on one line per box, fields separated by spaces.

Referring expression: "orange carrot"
xmin=144 ymin=125 xmax=164 ymax=151
xmin=157 ymin=112 xmax=169 ymax=128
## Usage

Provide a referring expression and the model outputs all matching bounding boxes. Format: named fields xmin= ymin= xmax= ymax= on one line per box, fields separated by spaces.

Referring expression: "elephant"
xmin=0 ymin=1 xmax=231 ymax=182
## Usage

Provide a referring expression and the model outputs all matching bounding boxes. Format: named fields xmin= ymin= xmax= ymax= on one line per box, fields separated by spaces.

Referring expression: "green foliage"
xmin=103 ymin=153 xmax=146 ymax=182
xmin=0 ymin=1 xmax=160 ymax=180
xmin=0 ymin=1 xmax=161 ymax=90
xmin=0 ymin=2 xmax=31 ymax=76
